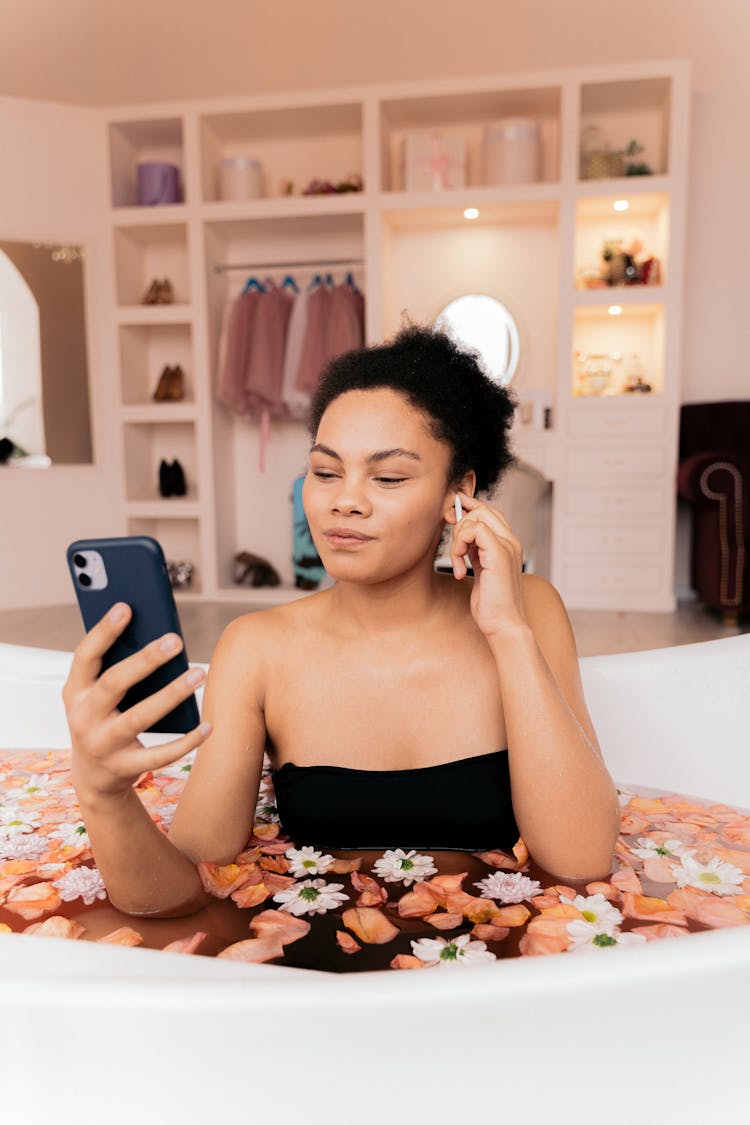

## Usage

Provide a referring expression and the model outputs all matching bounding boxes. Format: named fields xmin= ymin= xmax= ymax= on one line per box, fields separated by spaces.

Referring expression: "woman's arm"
xmin=450 ymin=494 xmax=620 ymax=883
xmin=66 ymin=609 xmax=268 ymax=918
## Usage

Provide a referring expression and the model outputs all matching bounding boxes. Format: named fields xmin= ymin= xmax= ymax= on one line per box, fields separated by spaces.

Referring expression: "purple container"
xmin=137 ymin=162 xmax=182 ymax=206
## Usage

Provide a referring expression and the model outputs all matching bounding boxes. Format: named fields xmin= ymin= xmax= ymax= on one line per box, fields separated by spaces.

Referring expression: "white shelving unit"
xmin=104 ymin=59 xmax=690 ymax=611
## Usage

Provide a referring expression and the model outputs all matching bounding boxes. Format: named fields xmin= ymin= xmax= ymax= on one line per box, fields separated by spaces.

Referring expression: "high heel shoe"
xmin=170 ymin=458 xmax=187 ymax=496
xmin=167 ymin=364 xmax=185 ymax=400
xmin=156 ymin=278 xmax=174 ymax=304
xmin=142 ymin=278 xmax=162 ymax=305
xmin=153 ymin=365 xmax=174 ymax=401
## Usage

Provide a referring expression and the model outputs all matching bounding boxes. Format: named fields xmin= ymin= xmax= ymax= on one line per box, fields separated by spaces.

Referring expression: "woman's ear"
xmin=443 ymin=471 xmax=476 ymax=523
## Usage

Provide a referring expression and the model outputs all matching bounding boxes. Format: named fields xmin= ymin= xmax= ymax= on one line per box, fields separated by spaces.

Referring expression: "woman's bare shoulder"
xmin=519 ymin=573 xmax=575 ymax=643
xmin=213 ymin=589 xmax=331 ymax=655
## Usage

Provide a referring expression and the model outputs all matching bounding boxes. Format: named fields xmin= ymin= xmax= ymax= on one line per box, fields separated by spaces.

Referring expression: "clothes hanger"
xmin=281 ymin=274 xmax=299 ymax=292
xmin=242 ymin=276 xmax=265 ymax=294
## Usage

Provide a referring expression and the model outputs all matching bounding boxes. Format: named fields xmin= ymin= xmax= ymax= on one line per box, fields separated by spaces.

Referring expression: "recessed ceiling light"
xmin=608 ymin=305 xmax=623 ymax=316
xmin=463 ymin=207 xmax=479 ymax=220
xmin=613 ymin=199 xmax=629 ymax=212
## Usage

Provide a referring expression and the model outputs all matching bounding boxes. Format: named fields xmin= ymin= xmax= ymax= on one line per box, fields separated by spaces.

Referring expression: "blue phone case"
xmin=66 ymin=535 xmax=200 ymax=735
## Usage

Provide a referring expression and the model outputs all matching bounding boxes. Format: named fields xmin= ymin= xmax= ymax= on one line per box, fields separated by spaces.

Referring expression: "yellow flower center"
xmin=699 ymin=872 xmax=721 ymax=885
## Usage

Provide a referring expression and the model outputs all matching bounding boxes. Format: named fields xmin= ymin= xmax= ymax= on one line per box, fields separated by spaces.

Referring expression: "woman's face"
xmin=303 ymin=388 xmax=464 ymax=584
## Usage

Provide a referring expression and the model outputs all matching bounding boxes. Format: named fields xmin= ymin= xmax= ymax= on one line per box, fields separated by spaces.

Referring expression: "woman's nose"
xmin=330 ymin=479 xmax=372 ymax=516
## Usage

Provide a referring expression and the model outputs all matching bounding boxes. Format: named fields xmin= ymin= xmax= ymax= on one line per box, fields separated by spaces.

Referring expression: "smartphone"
xmin=66 ymin=535 xmax=200 ymax=734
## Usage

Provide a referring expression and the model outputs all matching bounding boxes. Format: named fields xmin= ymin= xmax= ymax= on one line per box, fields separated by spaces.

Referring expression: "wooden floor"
xmin=0 ymin=597 xmax=747 ymax=663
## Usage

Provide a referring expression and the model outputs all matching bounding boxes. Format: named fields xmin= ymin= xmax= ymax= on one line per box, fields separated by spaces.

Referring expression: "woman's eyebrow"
xmin=310 ymin=443 xmax=421 ymax=464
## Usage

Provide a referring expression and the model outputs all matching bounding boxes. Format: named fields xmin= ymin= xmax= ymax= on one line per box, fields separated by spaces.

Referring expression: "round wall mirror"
xmin=434 ymin=293 xmax=520 ymax=385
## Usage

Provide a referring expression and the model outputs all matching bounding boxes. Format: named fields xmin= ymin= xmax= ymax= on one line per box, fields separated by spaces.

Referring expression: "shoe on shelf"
xmin=170 ymin=458 xmax=187 ymax=496
xmin=167 ymin=364 xmax=185 ymax=400
xmin=156 ymin=278 xmax=174 ymax=304
xmin=141 ymin=278 xmax=163 ymax=305
xmin=153 ymin=365 xmax=174 ymax=401
xmin=158 ymin=458 xmax=172 ymax=497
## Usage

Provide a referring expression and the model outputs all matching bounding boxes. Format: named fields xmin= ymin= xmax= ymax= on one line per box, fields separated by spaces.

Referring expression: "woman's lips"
xmin=324 ymin=527 xmax=374 ymax=546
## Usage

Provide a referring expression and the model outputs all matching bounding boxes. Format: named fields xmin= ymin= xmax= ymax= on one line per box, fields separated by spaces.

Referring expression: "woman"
xmin=63 ymin=326 xmax=620 ymax=923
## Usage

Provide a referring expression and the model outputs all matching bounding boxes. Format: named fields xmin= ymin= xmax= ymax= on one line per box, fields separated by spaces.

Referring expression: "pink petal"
xmin=217 ymin=937 xmax=285 ymax=962
xmin=163 ymin=931 xmax=208 ymax=955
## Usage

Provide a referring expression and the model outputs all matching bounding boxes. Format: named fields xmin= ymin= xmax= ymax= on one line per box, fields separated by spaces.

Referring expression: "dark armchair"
xmin=677 ymin=402 xmax=749 ymax=624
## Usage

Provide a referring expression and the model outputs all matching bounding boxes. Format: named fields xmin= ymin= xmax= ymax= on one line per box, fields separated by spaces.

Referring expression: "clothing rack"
xmin=212 ymin=257 xmax=364 ymax=274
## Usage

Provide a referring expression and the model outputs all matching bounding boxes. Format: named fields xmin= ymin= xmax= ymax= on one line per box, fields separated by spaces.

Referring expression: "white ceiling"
xmin=2 ymin=0 xmax=746 ymax=109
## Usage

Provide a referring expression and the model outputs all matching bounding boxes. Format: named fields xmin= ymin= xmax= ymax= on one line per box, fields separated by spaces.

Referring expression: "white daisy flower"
xmin=630 ymin=836 xmax=693 ymax=860
xmin=674 ymin=854 xmax=745 ymax=896
xmin=0 ymin=832 xmax=48 ymax=862
xmin=411 ymin=934 xmax=497 ymax=967
xmin=53 ymin=866 xmax=108 ymax=905
xmin=473 ymin=870 xmax=542 ymax=903
xmin=0 ymin=806 xmax=42 ymax=836
xmin=272 ymin=878 xmax=349 ymax=916
xmin=17 ymin=773 xmax=52 ymax=797
xmin=371 ymin=849 xmax=438 ymax=887
xmin=285 ymin=845 xmax=335 ymax=878
xmin=567 ymin=925 xmax=647 ymax=952
xmin=558 ymin=892 xmax=623 ymax=935
xmin=47 ymin=822 xmax=90 ymax=848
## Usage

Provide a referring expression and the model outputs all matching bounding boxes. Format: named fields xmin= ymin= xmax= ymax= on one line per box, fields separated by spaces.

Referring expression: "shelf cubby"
xmin=199 ymin=102 xmax=363 ymax=202
xmin=572 ymin=302 xmax=665 ymax=396
xmin=118 ymin=322 xmax=194 ymax=406
xmin=579 ymin=77 xmax=672 ymax=180
xmin=114 ymin=223 xmax=191 ymax=307
xmin=126 ymin=516 xmax=203 ymax=596
xmin=380 ymin=84 xmax=561 ymax=192
xmin=108 ymin=117 xmax=186 ymax=208
xmin=574 ymin=191 xmax=669 ymax=290
xmin=123 ymin=421 xmax=199 ymax=503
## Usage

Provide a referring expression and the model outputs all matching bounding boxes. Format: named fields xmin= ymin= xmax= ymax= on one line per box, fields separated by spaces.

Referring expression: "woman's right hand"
xmin=63 ymin=602 xmax=212 ymax=803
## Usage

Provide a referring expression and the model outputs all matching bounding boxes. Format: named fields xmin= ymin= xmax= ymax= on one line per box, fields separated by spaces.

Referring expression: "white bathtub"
xmin=1 ymin=635 xmax=749 ymax=1124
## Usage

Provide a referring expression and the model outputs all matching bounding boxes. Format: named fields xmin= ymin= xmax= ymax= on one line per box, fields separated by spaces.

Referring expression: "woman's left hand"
xmin=450 ymin=491 xmax=527 ymax=640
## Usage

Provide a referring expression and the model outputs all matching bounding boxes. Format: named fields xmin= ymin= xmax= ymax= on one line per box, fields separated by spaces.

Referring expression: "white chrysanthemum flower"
xmin=411 ymin=933 xmax=497 ymax=967
xmin=0 ymin=806 xmax=42 ymax=835
xmin=567 ymin=924 xmax=648 ymax=952
xmin=473 ymin=870 xmax=543 ymax=903
xmin=370 ymin=849 xmax=438 ymax=887
xmin=272 ymin=878 xmax=349 ymax=916
xmin=630 ymin=836 xmax=693 ymax=860
xmin=0 ymin=832 xmax=48 ymax=861
xmin=559 ymin=892 xmax=623 ymax=935
xmin=285 ymin=845 xmax=335 ymax=877
xmin=53 ymin=866 xmax=108 ymax=905
xmin=47 ymin=822 xmax=90 ymax=848
xmin=675 ymin=854 xmax=745 ymax=896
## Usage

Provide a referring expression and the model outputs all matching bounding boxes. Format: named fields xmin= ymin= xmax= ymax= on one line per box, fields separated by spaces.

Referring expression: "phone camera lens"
xmin=73 ymin=553 xmax=87 ymax=568
xmin=78 ymin=573 xmax=92 ymax=587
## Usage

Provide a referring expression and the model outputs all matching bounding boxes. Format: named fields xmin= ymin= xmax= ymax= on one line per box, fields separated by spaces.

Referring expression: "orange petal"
xmin=713 ymin=849 xmax=750 ymax=876
xmin=342 ymin=906 xmax=400 ymax=944
xmin=520 ymin=916 xmax=572 ymax=955
xmin=390 ymin=953 xmax=427 ymax=969
xmin=235 ymin=846 xmax=262 ymax=864
xmin=259 ymin=855 xmax=290 ymax=874
xmin=619 ymin=813 xmax=651 ymax=834
xmin=232 ymin=882 xmax=273 ymax=908
xmin=163 ymin=931 xmax=207 ymax=954
xmin=475 ymin=850 xmax=519 ymax=870
xmin=429 ymin=872 xmax=468 ymax=893
xmin=336 ymin=930 xmax=362 ymax=954
xmin=398 ymin=890 xmax=439 ymax=918
xmin=351 ymin=871 xmax=386 ymax=896
xmin=329 ymin=857 xmax=362 ymax=874
xmin=620 ymin=893 xmax=688 ymax=926
xmin=250 ymin=909 xmax=311 ymax=945
xmin=217 ymin=937 xmax=284 ymax=962
xmin=538 ymin=903 xmax=583 ymax=920
xmin=611 ymin=867 xmax=643 ymax=894
xmin=249 ymin=823 xmax=280 ymax=841
xmin=460 ymin=896 xmax=504 ymax=924
xmin=4 ymin=881 xmax=61 ymax=920
xmin=197 ymin=862 xmax=252 ymax=899
xmin=723 ymin=824 xmax=750 ymax=846
xmin=357 ymin=890 xmax=388 ymax=907
xmin=0 ymin=860 xmax=39 ymax=877
xmin=256 ymin=840 xmax=292 ymax=856
xmin=259 ymin=872 xmax=297 ymax=892
xmin=472 ymin=923 xmax=510 ymax=942
xmin=0 ymin=923 xmax=11 ymax=933
xmin=529 ymin=893 xmax=560 ymax=910
xmin=492 ymin=904 xmax=531 ymax=927
xmin=690 ymin=898 xmax=748 ymax=928
xmin=629 ymin=797 xmax=669 ymax=815
xmin=24 ymin=916 xmax=86 ymax=940
xmin=98 ymin=927 xmax=144 ymax=946
xmin=629 ymin=923 xmax=690 ymax=941
xmin=549 ymin=885 xmax=584 ymax=900
xmin=643 ymin=856 xmax=677 ymax=883
xmin=425 ymin=912 xmax=464 ymax=930
xmin=513 ymin=839 xmax=529 ymax=865
xmin=585 ymin=881 xmax=620 ymax=901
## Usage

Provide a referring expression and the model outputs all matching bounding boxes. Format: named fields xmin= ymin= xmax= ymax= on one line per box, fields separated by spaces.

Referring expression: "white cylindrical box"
xmin=482 ymin=119 xmax=541 ymax=185
xmin=218 ymin=156 xmax=263 ymax=200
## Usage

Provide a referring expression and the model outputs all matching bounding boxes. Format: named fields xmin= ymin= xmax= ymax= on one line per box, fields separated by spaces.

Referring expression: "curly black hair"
xmin=308 ymin=323 xmax=517 ymax=494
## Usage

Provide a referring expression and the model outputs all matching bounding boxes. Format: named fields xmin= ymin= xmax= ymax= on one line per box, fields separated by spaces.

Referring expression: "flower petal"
xmin=197 ymin=862 xmax=252 ymax=898
xmin=231 ymin=883 xmax=273 ymax=908
xmin=390 ymin=953 xmax=427 ymax=969
xmin=620 ymin=893 xmax=689 ymax=926
xmin=342 ymin=907 xmax=400 ymax=944
xmin=629 ymin=923 xmax=690 ymax=942
xmin=471 ymin=923 xmax=510 ymax=942
xmin=24 ymin=916 xmax=85 ymax=940
xmin=3 ymin=881 xmax=61 ymax=920
xmin=98 ymin=927 xmax=144 ymax=946
xmin=336 ymin=930 xmax=362 ymax=954
xmin=250 ymin=908 xmax=311 ymax=945
xmin=217 ymin=937 xmax=284 ymax=962
xmin=163 ymin=931 xmax=207 ymax=954
xmin=425 ymin=912 xmax=464 ymax=930
xmin=611 ymin=867 xmax=643 ymax=894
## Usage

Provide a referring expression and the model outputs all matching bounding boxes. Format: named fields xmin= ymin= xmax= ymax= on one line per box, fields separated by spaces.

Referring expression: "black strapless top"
xmin=270 ymin=750 xmax=519 ymax=851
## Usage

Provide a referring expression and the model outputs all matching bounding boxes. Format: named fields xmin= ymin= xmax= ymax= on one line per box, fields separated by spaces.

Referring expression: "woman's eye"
xmin=312 ymin=470 xmax=338 ymax=480
xmin=375 ymin=477 xmax=407 ymax=485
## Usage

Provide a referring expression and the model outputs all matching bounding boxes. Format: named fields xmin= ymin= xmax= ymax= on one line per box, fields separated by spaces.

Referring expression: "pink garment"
xmin=244 ymin=284 xmax=293 ymax=419
xmin=216 ymin=290 xmax=262 ymax=415
xmin=281 ymin=289 xmax=312 ymax=420
xmin=294 ymin=285 xmax=331 ymax=396
xmin=326 ymin=283 xmax=363 ymax=360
